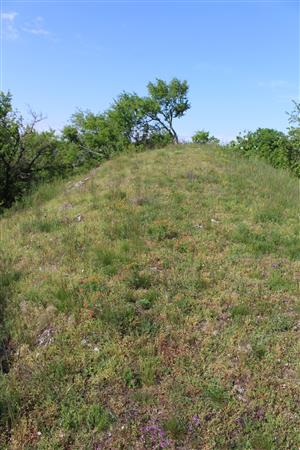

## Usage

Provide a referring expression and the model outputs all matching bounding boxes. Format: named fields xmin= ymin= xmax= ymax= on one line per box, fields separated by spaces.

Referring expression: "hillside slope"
xmin=0 ymin=145 xmax=299 ymax=449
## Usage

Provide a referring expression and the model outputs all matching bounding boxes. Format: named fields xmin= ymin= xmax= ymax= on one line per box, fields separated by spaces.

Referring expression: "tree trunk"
xmin=171 ymin=128 xmax=179 ymax=144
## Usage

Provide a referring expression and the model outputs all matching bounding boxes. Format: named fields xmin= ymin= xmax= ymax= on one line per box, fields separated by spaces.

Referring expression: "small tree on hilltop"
xmin=145 ymin=78 xmax=190 ymax=144
xmin=108 ymin=92 xmax=152 ymax=145
xmin=109 ymin=92 xmax=173 ymax=148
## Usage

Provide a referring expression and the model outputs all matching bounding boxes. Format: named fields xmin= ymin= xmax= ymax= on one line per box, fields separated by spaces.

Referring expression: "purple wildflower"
xmin=192 ymin=415 xmax=201 ymax=427
xmin=140 ymin=421 xmax=173 ymax=449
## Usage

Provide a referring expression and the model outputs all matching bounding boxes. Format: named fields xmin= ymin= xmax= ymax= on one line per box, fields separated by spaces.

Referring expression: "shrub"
xmin=0 ymin=91 xmax=68 ymax=209
xmin=62 ymin=110 xmax=127 ymax=165
xmin=192 ymin=130 xmax=220 ymax=145
xmin=229 ymin=127 xmax=299 ymax=176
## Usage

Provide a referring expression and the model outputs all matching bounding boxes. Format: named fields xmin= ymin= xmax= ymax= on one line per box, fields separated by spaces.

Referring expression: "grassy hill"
xmin=0 ymin=144 xmax=299 ymax=449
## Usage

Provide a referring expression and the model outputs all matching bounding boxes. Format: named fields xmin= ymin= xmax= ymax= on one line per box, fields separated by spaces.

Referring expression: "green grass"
xmin=0 ymin=144 xmax=299 ymax=449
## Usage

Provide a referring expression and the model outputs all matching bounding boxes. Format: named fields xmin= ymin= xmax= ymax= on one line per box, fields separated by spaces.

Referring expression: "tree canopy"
xmin=145 ymin=78 xmax=190 ymax=143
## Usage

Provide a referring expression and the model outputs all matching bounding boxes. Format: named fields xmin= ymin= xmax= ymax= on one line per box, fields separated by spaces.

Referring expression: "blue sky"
xmin=1 ymin=0 xmax=299 ymax=141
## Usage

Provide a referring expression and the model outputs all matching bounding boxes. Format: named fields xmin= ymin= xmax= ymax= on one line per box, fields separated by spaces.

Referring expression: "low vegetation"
xmin=192 ymin=130 xmax=220 ymax=145
xmin=0 ymin=144 xmax=299 ymax=449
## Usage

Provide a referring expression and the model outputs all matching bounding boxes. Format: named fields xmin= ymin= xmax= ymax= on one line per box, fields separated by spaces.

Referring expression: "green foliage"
xmin=0 ymin=91 xmax=67 ymax=209
xmin=287 ymin=99 xmax=300 ymax=127
xmin=123 ymin=367 xmax=142 ymax=388
xmin=60 ymin=400 xmax=114 ymax=432
xmin=61 ymin=81 xmax=182 ymax=168
xmin=286 ymin=100 xmax=300 ymax=176
xmin=146 ymin=78 xmax=190 ymax=143
xmin=229 ymin=120 xmax=299 ymax=177
xmin=127 ymin=267 xmax=152 ymax=289
xmin=143 ymin=129 xmax=173 ymax=149
xmin=202 ymin=380 xmax=231 ymax=406
xmin=62 ymin=109 xmax=127 ymax=164
xmin=230 ymin=303 xmax=251 ymax=319
xmin=109 ymin=92 xmax=173 ymax=148
xmin=62 ymin=78 xmax=188 ymax=160
xmin=164 ymin=416 xmax=187 ymax=439
xmin=109 ymin=92 xmax=151 ymax=145
xmin=192 ymin=130 xmax=220 ymax=145
xmin=233 ymin=128 xmax=291 ymax=167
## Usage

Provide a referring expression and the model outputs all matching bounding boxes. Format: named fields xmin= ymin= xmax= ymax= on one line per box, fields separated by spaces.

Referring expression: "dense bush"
xmin=287 ymin=133 xmax=300 ymax=177
xmin=192 ymin=130 xmax=220 ymax=145
xmin=229 ymin=126 xmax=299 ymax=177
xmin=62 ymin=110 xmax=128 ymax=165
xmin=0 ymin=92 xmax=67 ymax=209
xmin=232 ymin=128 xmax=291 ymax=168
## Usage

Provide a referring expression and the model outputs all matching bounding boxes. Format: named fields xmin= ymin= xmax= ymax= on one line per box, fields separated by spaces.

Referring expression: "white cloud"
xmin=1 ymin=11 xmax=19 ymax=39
xmin=1 ymin=12 xmax=18 ymax=21
xmin=1 ymin=13 xmax=52 ymax=40
xmin=22 ymin=26 xmax=50 ymax=36
xmin=22 ymin=16 xmax=50 ymax=37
